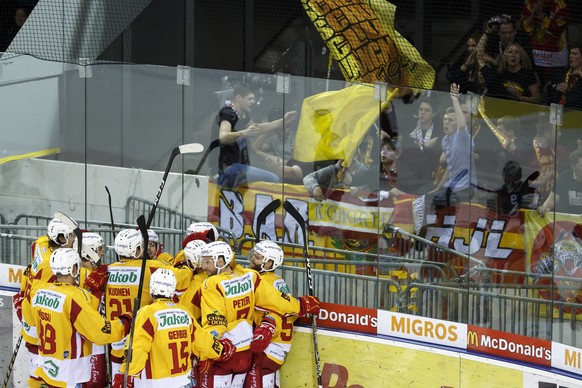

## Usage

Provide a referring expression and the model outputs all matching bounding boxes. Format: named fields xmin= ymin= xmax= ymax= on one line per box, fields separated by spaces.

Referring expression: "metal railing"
xmin=2 ymin=218 xmax=582 ymax=347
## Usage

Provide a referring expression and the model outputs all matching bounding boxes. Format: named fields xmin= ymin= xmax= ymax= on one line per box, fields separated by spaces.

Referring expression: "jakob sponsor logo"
xmin=273 ymin=278 xmax=291 ymax=295
xmin=222 ymin=273 xmax=253 ymax=298
xmin=156 ymin=309 xmax=190 ymax=329
xmin=33 ymin=290 xmax=65 ymax=313
xmin=107 ymin=267 xmax=140 ymax=285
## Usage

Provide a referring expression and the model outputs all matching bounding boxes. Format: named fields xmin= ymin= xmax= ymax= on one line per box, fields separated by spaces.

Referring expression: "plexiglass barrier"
xmin=2 ymin=54 xmax=582 ymax=379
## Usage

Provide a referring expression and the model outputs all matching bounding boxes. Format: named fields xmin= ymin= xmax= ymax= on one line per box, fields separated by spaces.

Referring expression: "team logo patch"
xmin=212 ymin=338 xmax=222 ymax=355
xmin=207 ymin=313 xmax=227 ymax=326
xmin=101 ymin=321 xmax=112 ymax=334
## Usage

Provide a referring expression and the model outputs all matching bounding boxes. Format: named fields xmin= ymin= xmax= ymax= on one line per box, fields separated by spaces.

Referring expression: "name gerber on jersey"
xmin=222 ymin=273 xmax=253 ymax=298
xmin=156 ymin=309 xmax=191 ymax=329
xmin=108 ymin=267 xmax=140 ymax=285
xmin=33 ymin=290 xmax=65 ymax=313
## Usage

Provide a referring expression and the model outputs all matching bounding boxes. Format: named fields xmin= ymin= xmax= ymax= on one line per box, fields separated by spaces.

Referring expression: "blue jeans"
xmin=217 ymin=163 xmax=279 ymax=188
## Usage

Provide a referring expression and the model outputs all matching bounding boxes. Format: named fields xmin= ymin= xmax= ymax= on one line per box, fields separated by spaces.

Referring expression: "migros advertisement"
xmin=377 ymin=309 xmax=467 ymax=349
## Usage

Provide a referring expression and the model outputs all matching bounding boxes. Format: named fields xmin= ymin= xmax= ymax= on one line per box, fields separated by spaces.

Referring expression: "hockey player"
xmin=172 ymin=221 xmax=219 ymax=266
xmin=199 ymin=241 xmax=320 ymax=387
xmin=178 ymin=239 xmax=208 ymax=321
xmin=76 ymin=232 xmax=106 ymax=289
xmin=75 ymin=231 xmax=109 ymax=387
xmin=87 ymin=228 xmax=193 ymax=376
xmin=246 ymin=240 xmax=297 ymax=388
xmin=29 ymin=248 xmax=132 ymax=387
xmin=148 ymin=229 xmax=174 ymax=264
xmin=15 ymin=217 xmax=77 ymax=383
xmin=113 ymin=268 xmax=236 ymax=388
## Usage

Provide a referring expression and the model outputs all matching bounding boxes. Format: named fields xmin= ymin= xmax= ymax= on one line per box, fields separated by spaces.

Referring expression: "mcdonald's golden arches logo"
xmin=467 ymin=331 xmax=479 ymax=347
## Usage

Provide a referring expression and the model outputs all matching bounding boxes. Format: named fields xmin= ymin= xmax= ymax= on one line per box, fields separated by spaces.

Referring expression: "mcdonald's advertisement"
xmin=467 ymin=325 xmax=552 ymax=367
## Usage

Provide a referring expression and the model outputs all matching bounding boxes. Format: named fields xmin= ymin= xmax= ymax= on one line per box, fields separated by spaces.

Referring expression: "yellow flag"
xmin=301 ymin=0 xmax=435 ymax=89
xmin=294 ymin=84 xmax=393 ymax=163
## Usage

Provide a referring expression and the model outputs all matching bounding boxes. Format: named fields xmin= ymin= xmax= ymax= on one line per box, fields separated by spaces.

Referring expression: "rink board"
xmin=281 ymin=328 xmax=582 ymax=388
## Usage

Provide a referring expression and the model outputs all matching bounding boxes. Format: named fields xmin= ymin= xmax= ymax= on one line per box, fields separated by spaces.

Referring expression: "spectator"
xmin=448 ymin=33 xmax=484 ymax=94
xmin=530 ymin=113 xmax=568 ymax=202
xmin=492 ymin=160 xmax=540 ymax=216
xmin=215 ymin=82 xmax=297 ymax=188
xmin=428 ymin=83 xmax=477 ymax=206
xmin=475 ymin=109 xmax=537 ymax=189
xmin=538 ymin=149 xmax=582 ymax=215
xmin=477 ymin=13 xmax=534 ymax=66
xmin=250 ymin=107 xmax=304 ymax=184
xmin=396 ymin=98 xmax=442 ymax=195
xmin=350 ymin=137 xmax=400 ymax=199
xmin=479 ymin=42 xmax=541 ymax=103
xmin=544 ymin=42 xmax=582 ymax=110
xmin=303 ymin=159 xmax=365 ymax=202
xmin=521 ymin=0 xmax=569 ymax=88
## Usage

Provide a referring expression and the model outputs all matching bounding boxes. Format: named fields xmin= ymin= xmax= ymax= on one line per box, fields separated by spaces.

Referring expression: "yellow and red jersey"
xmin=178 ymin=271 xmax=207 ymax=322
xmin=105 ymin=259 xmax=192 ymax=360
xmin=121 ymin=299 xmax=223 ymax=386
xmin=252 ymin=271 xmax=298 ymax=365
xmin=20 ymin=236 xmax=57 ymax=344
xmin=200 ymin=268 xmax=300 ymax=356
xmin=31 ymin=282 xmax=127 ymax=387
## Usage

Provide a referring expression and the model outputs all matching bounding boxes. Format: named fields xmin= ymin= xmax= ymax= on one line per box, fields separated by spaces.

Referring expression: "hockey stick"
xmin=105 ymin=186 xmax=119 ymax=262
xmin=1 ymin=334 xmax=22 ymax=388
xmin=282 ymin=200 xmax=322 ymax=388
xmin=124 ymin=143 xmax=203 ymax=386
xmin=146 ymin=143 xmax=204 ymax=228
xmin=123 ymin=215 xmax=149 ymax=387
xmin=102 ymin=186 xmax=116 ymax=386
xmin=255 ymin=199 xmax=281 ymax=242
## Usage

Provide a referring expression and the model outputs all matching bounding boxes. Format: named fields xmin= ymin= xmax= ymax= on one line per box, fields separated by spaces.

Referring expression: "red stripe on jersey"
xmin=143 ymin=317 xmax=155 ymax=338
xmin=70 ymin=299 xmax=83 ymax=358
xmin=254 ymin=273 xmax=261 ymax=288
xmin=145 ymin=357 xmax=153 ymax=379
xmin=214 ymin=283 xmax=224 ymax=297
xmin=192 ymin=289 xmax=201 ymax=307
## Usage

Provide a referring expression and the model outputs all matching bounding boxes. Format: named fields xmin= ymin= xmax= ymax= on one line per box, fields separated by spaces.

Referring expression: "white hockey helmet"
xmin=50 ymin=248 xmax=81 ymax=277
xmin=147 ymin=229 xmax=159 ymax=244
xmin=114 ymin=229 xmax=144 ymax=259
xmin=186 ymin=222 xmax=219 ymax=242
xmin=73 ymin=232 xmax=104 ymax=264
xmin=184 ymin=240 xmax=206 ymax=270
xmin=201 ymin=241 xmax=233 ymax=270
xmin=150 ymin=268 xmax=177 ymax=298
xmin=252 ymin=240 xmax=284 ymax=272
xmin=47 ymin=218 xmax=74 ymax=246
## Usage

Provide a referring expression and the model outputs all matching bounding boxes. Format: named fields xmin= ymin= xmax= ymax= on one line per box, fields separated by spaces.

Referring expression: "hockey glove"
xmin=112 ymin=373 xmax=134 ymax=388
xmin=12 ymin=291 xmax=24 ymax=322
xmin=217 ymin=338 xmax=236 ymax=361
xmin=118 ymin=312 xmax=134 ymax=336
xmin=250 ymin=317 xmax=276 ymax=353
xmin=298 ymin=296 xmax=321 ymax=317
xmin=86 ymin=264 xmax=109 ymax=295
